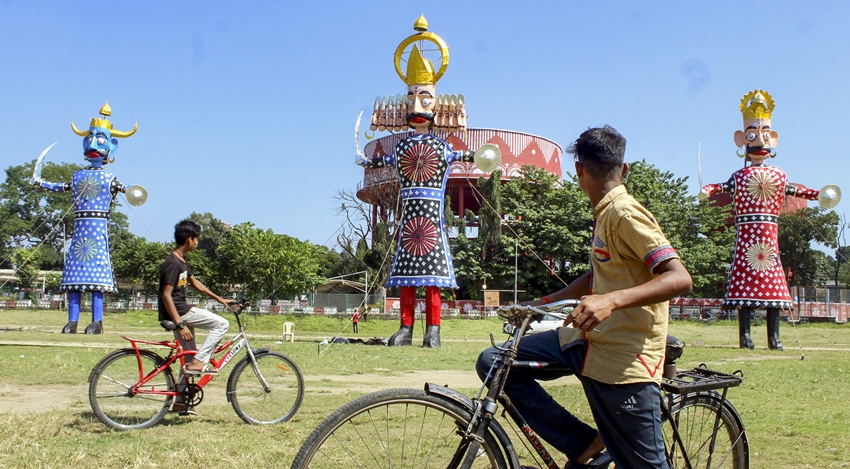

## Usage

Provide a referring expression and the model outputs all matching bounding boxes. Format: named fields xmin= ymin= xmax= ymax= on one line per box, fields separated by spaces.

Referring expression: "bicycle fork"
xmin=245 ymin=345 xmax=272 ymax=393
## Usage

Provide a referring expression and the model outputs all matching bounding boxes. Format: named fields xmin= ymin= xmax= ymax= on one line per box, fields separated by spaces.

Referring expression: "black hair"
xmin=566 ymin=125 xmax=626 ymax=180
xmin=174 ymin=220 xmax=201 ymax=246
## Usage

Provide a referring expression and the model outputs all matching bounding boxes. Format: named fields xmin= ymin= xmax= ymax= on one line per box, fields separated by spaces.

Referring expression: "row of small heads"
xmin=370 ymin=93 xmax=468 ymax=132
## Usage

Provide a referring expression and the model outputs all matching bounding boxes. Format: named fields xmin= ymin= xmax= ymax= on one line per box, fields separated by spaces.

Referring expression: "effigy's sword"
xmin=31 ymin=142 xmax=57 ymax=184
xmin=355 ymin=111 xmax=366 ymax=158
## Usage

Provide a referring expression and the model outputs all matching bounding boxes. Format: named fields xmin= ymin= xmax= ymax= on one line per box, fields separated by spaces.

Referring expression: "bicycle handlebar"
xmin=496 ymin=299 xmax=580 ymax=322
xmin=229 ymin=299 xmax=250 ymax=313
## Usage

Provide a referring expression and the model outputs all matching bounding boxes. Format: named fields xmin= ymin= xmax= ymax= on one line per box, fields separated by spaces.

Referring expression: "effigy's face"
xmin=82 ymin=126 xmax=118 ymax=167
xmin=406 ymin=84 xmax=436 ymax=134
xmin=734 ymin=118 xmax=779 ymax=164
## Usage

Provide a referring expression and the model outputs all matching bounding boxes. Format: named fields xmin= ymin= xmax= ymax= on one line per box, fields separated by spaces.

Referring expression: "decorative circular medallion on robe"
xmin=399 ymin=143 xmax=441 ymax=183
xmin=79 ymin=174 xmax=103 ymax=199
xmin=402 ymin=216 xmax=439 ymax=256
xmin=73 ymin=237 xmax=100 ymax=262
xmin=746 ymin=170 xmax=777 ymax=201
xmin=745 ymin=241 xmax=775 ymax=272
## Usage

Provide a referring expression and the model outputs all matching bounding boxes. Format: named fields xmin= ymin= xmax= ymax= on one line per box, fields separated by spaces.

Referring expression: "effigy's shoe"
xmin=766 ymin=310 xmax=784 ymax=351
xmin=84 ymin=321 xmax=103 ymax=334
xmin=388 ymin=325 xmax=413 ymax=346
xmin=423 ymin=325 xmax=441 ymax=348
xmin=62 ymin=321 xmax=78 ymax=334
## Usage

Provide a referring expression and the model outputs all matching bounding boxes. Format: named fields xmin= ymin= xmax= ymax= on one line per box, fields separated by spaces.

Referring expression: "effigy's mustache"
xmin=406 ymin=112 xmax=434 ymax=123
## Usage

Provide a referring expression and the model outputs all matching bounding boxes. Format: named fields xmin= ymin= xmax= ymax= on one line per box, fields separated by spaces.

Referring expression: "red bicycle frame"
xmin=122 ymin=328 xmax=250 ymax=397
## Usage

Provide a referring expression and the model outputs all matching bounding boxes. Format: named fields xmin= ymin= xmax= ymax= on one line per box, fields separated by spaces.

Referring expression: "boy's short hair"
xmin=567 ymin=125 xmax=626 ymax=180
xmin=174 ymin=220 xmax=201 ymax=246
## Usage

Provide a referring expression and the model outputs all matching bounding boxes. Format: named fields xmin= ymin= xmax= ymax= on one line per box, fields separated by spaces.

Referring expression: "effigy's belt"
xmin=400 ymin=187 xmax=443 ymax=201
xmin=74 ymin=210 xmax=110 ymax=220
xmin=736 ymin=214 xmax=778 ymax=224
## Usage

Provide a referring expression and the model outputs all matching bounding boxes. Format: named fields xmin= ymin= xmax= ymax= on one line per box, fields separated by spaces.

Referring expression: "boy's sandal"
xmin=564 ymin=451 xmax=612 ymax=469
xmin=183 ymin=364 xmax=218 ymax=375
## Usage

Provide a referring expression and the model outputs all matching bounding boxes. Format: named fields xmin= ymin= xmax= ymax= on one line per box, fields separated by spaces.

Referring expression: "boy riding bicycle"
xmin=476 ymin=126 xmax=692 ymax=468
xmin=158 ymin=219 xmax=234 ymax=415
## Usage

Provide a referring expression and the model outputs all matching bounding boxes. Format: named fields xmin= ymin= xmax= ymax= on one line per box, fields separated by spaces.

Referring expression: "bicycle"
xmin=290 ymin=299 xmax=749 ymax=469
xmin=88 ymin=299 xmax=304 ymax=430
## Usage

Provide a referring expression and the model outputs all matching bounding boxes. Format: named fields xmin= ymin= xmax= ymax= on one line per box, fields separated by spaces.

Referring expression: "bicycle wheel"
xmin=227 ymin=351 xmax=304 ymax=424
xmin=662 ymin=392 xmax=749 ymax=469
xmin=290 ymin=388 xmax=508 ymax=469
xmin=88 ymin=349 xmax=175 ymax=430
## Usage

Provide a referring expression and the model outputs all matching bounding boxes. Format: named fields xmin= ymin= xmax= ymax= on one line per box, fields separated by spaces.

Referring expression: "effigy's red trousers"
xmin=400 ymin=286 xmax=441 ymax=326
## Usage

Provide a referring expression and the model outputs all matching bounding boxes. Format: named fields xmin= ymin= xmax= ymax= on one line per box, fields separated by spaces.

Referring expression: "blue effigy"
xmin=33 ymin=102 xmax=144 ymax=334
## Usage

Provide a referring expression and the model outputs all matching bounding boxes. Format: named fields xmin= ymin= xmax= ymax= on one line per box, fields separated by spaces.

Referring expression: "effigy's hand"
xmin=355 ymin=155 xmax=370 ymax=167
xmin=697 ymin=189 xmax=709 ymax=201
xmin=30 ymin=177 xmax=42 ymax=186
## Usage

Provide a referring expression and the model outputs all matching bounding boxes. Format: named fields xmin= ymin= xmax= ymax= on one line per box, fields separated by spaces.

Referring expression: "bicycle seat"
xmin=160 ymin=320 xmax=178 ymax=331
xmin=665 ymin=335 xmax=684 ymax=365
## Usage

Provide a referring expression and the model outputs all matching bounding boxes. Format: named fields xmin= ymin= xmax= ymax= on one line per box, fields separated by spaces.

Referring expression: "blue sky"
xmin=1 ymin=1 xmax=847 ymax=249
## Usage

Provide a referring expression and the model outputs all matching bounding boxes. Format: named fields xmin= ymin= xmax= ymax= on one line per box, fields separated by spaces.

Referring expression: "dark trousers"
xmin=476 ymin=330 xmax=669 ymax=468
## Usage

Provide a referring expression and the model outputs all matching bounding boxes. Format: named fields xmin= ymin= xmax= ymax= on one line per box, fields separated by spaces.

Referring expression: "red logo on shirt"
xmin=593 ymin=249 xmax=611 ymax=262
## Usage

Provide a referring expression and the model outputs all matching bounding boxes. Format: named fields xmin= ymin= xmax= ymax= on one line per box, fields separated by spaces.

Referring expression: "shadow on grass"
xmin=73 ymin=408 xmax=233 ymax=432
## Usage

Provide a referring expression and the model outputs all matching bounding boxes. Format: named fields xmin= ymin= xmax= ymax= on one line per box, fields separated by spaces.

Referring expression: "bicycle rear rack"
xmin=662 ymin=364 xmax=743 ymax=394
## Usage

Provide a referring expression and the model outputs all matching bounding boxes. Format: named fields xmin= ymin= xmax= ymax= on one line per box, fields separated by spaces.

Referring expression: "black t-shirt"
xmin=158 ymin=252 xmax=192 ymax=321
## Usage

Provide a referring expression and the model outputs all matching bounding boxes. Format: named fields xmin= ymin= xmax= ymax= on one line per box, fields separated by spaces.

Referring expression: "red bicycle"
xmin=88 ymin=299 xmax=304 ymax=430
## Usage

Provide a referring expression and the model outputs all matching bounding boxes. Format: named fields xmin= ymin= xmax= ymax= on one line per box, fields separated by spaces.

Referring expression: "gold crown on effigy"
xmin=739 ymin=90 xmax=774 ymax=121
xmin=71 ymin=102 xmax=138 ymax=138
xmin=393 ymin=15 xmax=450 ymax=86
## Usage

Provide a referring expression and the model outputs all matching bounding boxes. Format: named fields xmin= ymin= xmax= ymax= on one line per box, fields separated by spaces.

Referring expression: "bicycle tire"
xmin=662 ymin=392 xmax=749 ymax=469
xmin=290 ymin=388 xmax=508 ymax=469
xmin=88 ymin=349 xmax=175 ymax=430
xmin=227 ymin=351 xmax=304 ymax=424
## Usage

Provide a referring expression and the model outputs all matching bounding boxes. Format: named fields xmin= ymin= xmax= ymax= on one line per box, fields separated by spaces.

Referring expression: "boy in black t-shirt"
xmin=158 ymin=219 xmax=233 ymax=415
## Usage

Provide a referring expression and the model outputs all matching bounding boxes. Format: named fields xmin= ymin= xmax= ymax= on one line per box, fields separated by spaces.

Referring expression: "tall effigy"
xmin=355 ymin=15 xmax=498 ymax=347
xmin=32 ymin=103 xmax=146 ymax=334
xmin=700 ymin=90 xmax=840 ymax=350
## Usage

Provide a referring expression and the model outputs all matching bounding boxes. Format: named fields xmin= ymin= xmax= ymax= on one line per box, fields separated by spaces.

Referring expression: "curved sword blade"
xmin=355 ymin=111 xmax=365 ymax=158
xmin=32 ymin=142 xmax=57 ymax=181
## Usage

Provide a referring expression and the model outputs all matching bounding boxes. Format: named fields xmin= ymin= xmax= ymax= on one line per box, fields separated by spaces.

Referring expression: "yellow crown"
xmin=394 ymin=15 xmax=450 ymax=86
xmin=739 ymin=90 xmax=774 ymax=121
xmin=406 ymin=44 xmax=436 ymax=85
xmin=71 ymin=102 xmax=138 ymax=138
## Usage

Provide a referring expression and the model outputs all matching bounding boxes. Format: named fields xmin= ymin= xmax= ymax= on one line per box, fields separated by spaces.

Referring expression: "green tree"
xmin=187 ymin=212 xmax=232 ymax=265
xmin=0 ymin=161 xmax=78 ymax=266
xmin=778 ymin=207 xmax=839 ymax=286
xmin=477 ymin=172 xmax=503 ymax=263
xmin=217 ymin=223 xmax=327 ymax=301
xmin=499 ymin=167 xmax=593 ymax=300
xmin=333 ymin=188 xmax=396 ymax=290
xmin=112 ymin=237 xmax=169 ymax=296
xmin=44 ymin=271 xmax=62 ymax=294
xmin=10 ymin=247 xmax=42 ymax=301
xmin=624 ymin=160 xmax=733 ymax=298
xmin=838 ymin=246 xmax=850 ymax=286
xmin=450 ymin=231 xmax=488 ymax=300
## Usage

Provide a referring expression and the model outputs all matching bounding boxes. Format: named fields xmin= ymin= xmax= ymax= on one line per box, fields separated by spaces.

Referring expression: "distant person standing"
xmin=352 ymin=308 xmax=361 ymax=334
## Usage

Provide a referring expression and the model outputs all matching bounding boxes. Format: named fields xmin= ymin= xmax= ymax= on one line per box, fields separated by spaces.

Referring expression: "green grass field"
xmin=0 ymin=309 xmax=848 ymax=468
